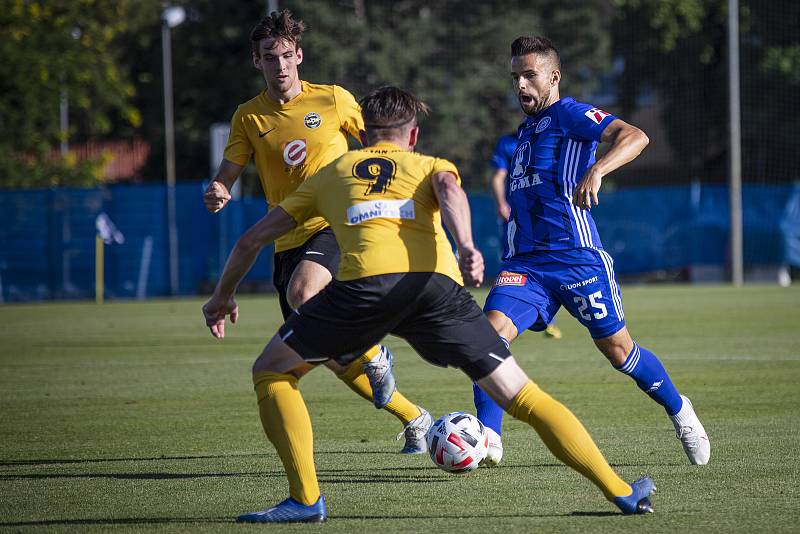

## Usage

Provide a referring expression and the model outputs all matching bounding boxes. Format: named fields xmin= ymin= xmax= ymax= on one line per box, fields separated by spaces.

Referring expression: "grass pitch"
xmin=1 ymin=284 xmax=799 ymax=532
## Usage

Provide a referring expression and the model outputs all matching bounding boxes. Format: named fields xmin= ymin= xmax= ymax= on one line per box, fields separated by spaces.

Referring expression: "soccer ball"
xmin=426 ymin=411 xmax=488 ymax=474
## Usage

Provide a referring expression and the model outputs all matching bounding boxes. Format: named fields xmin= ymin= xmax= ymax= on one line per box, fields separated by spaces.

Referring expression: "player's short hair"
xmin=250 ymin=9 xmax=306 ymax=56
xmin=359 ymin=86 xmax=430 ymax=140
xmin=511 ymin=36 xmax=561 ymax=69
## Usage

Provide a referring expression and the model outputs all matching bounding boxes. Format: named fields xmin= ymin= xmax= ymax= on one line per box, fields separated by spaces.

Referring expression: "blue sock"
xmin=473 ymin=383 xmax=504 ymax=435
xmin=615 ymin=343 xmax=683 ymax=416
xmin=472 ymin=336 xmax=509 ymax=435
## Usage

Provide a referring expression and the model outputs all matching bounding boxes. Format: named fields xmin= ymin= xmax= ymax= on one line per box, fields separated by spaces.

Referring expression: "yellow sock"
xmin=336 ymin=346 xmax=422 ymax=424
xmin=508 ymin=381 xmax=631 ymax=500
xmin=253 ymin=371 xmax=320 ymax=505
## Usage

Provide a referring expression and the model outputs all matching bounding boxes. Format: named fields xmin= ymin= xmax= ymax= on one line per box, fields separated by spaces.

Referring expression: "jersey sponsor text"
xmin=495 ymin=271 xmax=527 ymax=286
xmin=560 ymin=275 xmax=599 ymax=291
xmin=346 ymin=199 xmax=415 ymax=225
xmin=510 ymin=173 xmax=542 ymax=192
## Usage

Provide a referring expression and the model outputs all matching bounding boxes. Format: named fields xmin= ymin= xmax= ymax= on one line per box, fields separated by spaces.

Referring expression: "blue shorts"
xmin=484 ymin=248 xmax=625 ymax=339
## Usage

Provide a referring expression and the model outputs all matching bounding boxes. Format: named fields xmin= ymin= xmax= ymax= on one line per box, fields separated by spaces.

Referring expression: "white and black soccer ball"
xmin=426 ymin=411 xmax=488 ymax=474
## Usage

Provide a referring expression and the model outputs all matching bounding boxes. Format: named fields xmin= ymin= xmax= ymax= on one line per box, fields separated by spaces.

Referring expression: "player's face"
xmin=511 ymin=53 xmax=559 ymax=115
xmin=254 ymin=37 xmax=303 ymax=98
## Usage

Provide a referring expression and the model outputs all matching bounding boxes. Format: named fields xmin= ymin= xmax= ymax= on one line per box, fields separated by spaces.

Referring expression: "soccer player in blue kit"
xmin=474 ymin=36 xmax=710 ymax=467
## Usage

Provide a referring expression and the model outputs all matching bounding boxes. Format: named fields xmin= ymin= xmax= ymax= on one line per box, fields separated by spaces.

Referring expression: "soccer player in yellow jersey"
xmin=202 ymin=87 xmax=657 ymax=523
xmin=202 ymin=11 xmax=430 ymax=452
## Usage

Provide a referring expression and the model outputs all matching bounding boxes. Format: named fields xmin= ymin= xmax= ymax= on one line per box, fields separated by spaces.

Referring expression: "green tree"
xmin=125 ymin=0 xmax=612 ymax=189
xmin=1 ymin=0 xmax=614 ymax=189
xmin=122 ymin=0 xmax=265 ymax=186
xmin=270 ymin=0 xmax=612 ymax=187
xmin=613 ymin=0 xmax=800 ymax=183
xmin=0 ymin=0 xmax=157 ymax=187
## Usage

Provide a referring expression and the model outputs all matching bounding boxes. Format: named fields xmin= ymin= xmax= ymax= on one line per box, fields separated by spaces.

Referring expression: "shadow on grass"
xmin=0 ymin=517 xmax=232 ymax=527
xmin=0 ymin=471 xmax=284 ymax=481
xmin=0 ymin=450 xmax=425 ymax=467
xmin=569 ymin=511 xmax=623 ymax=517
xmin=322 ymin=511 xmax=616 ymax=519
xmin=0 ymin=511 xmax=620 ymax=526
xmin=0 ymin=454 xmax=264 ymax=466
xmin=0 ymin=470 xmax=447 ymax=485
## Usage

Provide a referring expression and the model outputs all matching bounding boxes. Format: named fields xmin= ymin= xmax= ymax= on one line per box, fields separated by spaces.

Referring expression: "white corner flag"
xmin=95 ymin=212 xmax=125 ymax=245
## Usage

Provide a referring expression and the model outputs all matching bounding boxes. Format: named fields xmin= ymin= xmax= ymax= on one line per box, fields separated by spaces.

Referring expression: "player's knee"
xmin=486 ymin=310 xmax=518 ymax=342
xmin=594 ymin=328 xmax=634 ymax=366
xmin=286 ymin=285 xmax=315 ymax=310
xmin=596 ymin=341 xmax=629 ymax=366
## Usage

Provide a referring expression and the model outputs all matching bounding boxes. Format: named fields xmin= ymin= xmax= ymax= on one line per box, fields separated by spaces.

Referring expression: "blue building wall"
xmin=0 ymin=182 xmax=797 ymax=301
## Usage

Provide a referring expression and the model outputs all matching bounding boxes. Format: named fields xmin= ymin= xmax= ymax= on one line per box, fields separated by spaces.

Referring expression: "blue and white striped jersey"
xmin=504 ymin=97 xmax=615 ymax=257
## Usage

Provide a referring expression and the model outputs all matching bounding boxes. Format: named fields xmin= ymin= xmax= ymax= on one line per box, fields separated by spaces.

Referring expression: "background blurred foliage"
xmin=1 ymin=0 xmax=797 ymax=189
xmin=0 ymin=0 xmax=157 ymax=186
xmin=614 ymin=0 xmax=800 ymax=183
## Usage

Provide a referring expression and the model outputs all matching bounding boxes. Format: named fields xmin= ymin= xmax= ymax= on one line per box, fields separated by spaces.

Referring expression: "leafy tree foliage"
xmin=613 ymin=0 xmax=800 ymax=183
xmin=0 ymin=0 xmax=157 ymax=186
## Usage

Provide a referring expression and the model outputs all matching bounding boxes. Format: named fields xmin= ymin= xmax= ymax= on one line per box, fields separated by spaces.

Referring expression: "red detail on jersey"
xmin=495 ymin=271 xmax=527 ymax=287
xmin=452 ymin=456 xmax=475 ymax=469
xmin=283 ymin=139 xmax=307 ymax=166
xmin=585 ymin=108 xmax=610 ymax=124
xmin=447 ymin=432 xmax=468 ymax=452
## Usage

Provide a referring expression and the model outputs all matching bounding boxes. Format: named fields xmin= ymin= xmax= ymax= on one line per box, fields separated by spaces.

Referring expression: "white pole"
xmin=137 ymin=236 xmax=154 ymax=299
xmin=59 ymin=88 xmax=68 ymax=157
xmin=162 ymin=17 xmax=180 ymax=295
xmin=728 ymin=0 xmax=743 ymax=286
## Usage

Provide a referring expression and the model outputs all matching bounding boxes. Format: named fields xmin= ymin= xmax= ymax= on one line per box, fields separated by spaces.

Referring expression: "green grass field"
xmin=1 ymin=285 xmax=799 ymax=532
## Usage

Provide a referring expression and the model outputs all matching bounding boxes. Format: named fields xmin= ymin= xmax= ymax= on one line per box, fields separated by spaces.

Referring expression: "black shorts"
xmin=278 ymin=272 xmax=511 ymax=381
xmin=272 ymin=229 xmax=340 ymax=319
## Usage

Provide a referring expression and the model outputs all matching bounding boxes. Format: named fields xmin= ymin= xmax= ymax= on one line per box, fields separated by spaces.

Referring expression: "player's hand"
xmin=458 ymin=245 xmax=485 ymax=287
xmin=202 ymin=295 xmax=238 ymax=339
xmin=203 ymin=181 xmax=232 ymax=213
xmin=573 ymin=166 xmax=603 ymax=210
xmin=497 ymin=201 xmax=511 ymax=222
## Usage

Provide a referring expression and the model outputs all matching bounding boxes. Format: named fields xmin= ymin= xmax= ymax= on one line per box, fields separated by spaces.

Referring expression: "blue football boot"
xmin=236 ymin=496 xmax=327 ymax=523
xmin=613 ymin=477 xmax=656 ymax=515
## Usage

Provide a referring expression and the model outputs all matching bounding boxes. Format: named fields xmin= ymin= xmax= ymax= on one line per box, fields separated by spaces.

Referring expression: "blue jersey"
xmin=490 ymin=134 xmax=519 ymax=172
xmin=505 ymin=97 xmax=616 ymax=256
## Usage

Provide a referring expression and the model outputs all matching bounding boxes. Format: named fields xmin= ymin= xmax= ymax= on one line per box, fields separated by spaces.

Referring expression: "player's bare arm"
xmin=490 ymin=168 xmax=511 ymax=221
xmin=432 ymin=171 xmax=485 ymax=287
xmin=203 ymin=159 xmax=245 ymax=213
xmin=573 ymin=119 xmax=649 ymax=210
xmin=203 ymin=207 xmax=297 ymax=338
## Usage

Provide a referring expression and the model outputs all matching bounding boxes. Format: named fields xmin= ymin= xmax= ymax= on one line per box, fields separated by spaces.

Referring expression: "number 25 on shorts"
xmin=574 ymin=291 xmax=608 ymax=321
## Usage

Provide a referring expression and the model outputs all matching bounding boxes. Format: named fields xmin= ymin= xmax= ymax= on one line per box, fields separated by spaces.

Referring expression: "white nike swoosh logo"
xmin=488 ymin=352 xmax=505 ymax=362
xmin=305 ymin=251 xmax=324 ymax=255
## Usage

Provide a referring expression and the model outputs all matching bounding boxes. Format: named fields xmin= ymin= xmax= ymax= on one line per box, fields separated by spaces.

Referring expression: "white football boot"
xmin=396 ymin=407 xmax=432 ymax=454
xmin=669 ymin=395 xmax=710 ymax=465
xmin=480 ymin=427 xmax=504 ymax=467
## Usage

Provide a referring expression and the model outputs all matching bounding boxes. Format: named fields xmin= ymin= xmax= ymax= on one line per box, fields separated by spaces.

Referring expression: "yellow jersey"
xmin=279 ymin=142 xmax=463 ymax=285
xmin=223 ymin=81 xmax=364 ymax=252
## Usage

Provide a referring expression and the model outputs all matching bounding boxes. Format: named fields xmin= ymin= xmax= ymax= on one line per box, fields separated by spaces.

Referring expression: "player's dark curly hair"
xmin=359 ymin=86 xmax=430 ymax=141
xmin=250 ymin=9 xmax=306 ymax=56
xmin=511 ymin=36 xmax=561 ymax=69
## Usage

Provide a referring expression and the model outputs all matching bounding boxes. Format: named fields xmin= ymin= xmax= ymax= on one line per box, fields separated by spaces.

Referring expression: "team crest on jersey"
xmin=494 ymin=271 xmax=527 ymax=286
xmin=585 ymin=108 xmax=610 ymax=124
xmin=303 ymin=112 xmax=322 ymax=129
xmin=510 ymin=141 xmax=531 ymax=180
xmin=535 ymin=116 xmax=551 ymax=133
xmin=283 ymin=139 xmax=307 ymax=166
